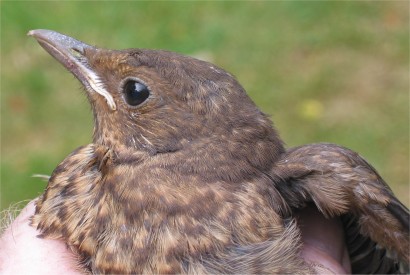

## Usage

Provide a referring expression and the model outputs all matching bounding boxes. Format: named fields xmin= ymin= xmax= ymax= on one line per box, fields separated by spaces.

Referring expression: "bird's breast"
xmin=33 ymin=144 xmax=289 ymax=273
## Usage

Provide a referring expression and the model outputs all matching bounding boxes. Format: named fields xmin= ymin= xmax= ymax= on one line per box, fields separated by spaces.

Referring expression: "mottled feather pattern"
xmin=28 ymin=30 xmax=409 ymax=274
xmin=33 ymin=144 xmax=310 ymax=273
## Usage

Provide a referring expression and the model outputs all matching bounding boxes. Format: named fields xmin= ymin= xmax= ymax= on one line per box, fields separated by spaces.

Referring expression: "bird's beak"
xmin=28 ymin=29 xmax=116 ymax=110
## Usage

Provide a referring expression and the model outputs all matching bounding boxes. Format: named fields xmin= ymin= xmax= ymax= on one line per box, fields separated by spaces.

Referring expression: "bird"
xmin=28 ymin=29 xmax=409 ymax=274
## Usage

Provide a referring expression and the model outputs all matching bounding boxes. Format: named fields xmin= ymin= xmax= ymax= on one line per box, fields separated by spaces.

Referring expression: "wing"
xmin=269 ymin=143 xmax=409 ymax=274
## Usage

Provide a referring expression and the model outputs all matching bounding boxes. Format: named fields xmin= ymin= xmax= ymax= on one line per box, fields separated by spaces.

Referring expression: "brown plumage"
xmin=28 ymin=29 xmax=409 ymax=274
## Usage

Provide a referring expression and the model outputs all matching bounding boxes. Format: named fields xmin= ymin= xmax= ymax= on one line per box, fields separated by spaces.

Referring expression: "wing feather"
xmin=270 ymin=143 xmax=409 ymax=274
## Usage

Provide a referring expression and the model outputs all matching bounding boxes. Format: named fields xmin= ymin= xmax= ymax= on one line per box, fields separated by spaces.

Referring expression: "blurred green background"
xmin=1 ymin=2 xmax=409 ymax=211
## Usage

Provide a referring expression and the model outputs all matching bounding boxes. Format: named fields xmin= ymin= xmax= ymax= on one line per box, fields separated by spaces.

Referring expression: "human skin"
xmin=0 ymin=200 xmax=350 ymax=274
xmin=296 ymin=205 xmax=351 ymax=274
xmin=0 ymin=200 xmax=81 ymax=274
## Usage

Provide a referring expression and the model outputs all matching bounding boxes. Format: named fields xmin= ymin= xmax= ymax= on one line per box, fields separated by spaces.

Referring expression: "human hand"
xmin=297 ymin=205 xmax=351 ymax=274
xmin=0 ymin=199 xmax=82 ymax=275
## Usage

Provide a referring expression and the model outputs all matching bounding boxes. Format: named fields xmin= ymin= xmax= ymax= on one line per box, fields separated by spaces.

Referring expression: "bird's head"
xmin=29 ymin=30 xmax=284 ymax=172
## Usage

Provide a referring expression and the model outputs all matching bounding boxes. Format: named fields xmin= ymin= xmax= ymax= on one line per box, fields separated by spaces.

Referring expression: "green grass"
xmin=1 ymin=1 xmax=409 ymax=210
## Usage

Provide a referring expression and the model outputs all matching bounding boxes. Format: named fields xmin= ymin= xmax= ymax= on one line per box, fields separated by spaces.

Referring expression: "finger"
xmin=0 ymin=199 xmax=83 ymax=275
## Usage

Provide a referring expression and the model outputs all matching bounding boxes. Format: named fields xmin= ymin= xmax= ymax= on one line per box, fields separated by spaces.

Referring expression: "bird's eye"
xmin=123 ymin=80 xmax=150 ymax=106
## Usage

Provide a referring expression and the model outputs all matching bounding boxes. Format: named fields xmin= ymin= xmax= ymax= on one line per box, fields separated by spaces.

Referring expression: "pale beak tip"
xmin=27 ymin=29 xmax=42 ymax=37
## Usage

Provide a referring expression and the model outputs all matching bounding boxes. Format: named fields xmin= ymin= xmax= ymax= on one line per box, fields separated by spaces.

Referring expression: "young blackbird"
xmin=28 ymin=29 xmax=409 ymax=274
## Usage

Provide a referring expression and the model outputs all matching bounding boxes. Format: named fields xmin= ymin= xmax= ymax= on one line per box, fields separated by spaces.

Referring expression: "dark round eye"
xmin=123 ymin=80 xmax=150 ymax=106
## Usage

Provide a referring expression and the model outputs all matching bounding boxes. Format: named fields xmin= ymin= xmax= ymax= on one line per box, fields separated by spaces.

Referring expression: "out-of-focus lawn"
xmin=1 ymin=2 xmax=409 ymax=210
